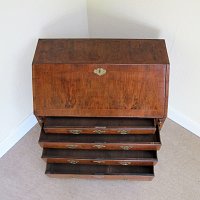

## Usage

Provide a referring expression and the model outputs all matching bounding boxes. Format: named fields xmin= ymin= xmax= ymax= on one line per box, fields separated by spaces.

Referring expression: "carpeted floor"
xmin=0 ymin=119 xmax=200 ymax=200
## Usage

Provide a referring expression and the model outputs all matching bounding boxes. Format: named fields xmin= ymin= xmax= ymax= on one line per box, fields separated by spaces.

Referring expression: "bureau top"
xmin=33 ymin=39 xmax=169 ymax=65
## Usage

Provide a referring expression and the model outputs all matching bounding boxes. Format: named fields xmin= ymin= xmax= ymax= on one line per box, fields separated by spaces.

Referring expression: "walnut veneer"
xmin=32 ymin=39 xmax=169 ymax=180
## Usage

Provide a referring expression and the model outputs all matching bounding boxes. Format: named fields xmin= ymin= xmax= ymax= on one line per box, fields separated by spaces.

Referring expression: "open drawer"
xmin=42 ymin=149 xmax=157 ymax=166
xmin=45 ymin=163 xmax=154 ymax=180
xmin=43 ymin=117 xmax=156 ymax=134
xmin=39 ymin=128 xmax=161 ymax=151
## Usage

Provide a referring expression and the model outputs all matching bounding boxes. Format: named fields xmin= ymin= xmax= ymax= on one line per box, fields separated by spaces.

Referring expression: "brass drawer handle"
xmin=118 ymin=130 xmax=129 ymax=134
xmin=93 ymin=144 xmax=106 ymax=149
xmin=69 ymin=130 xmax=81 ymax=134
xmin=119 ymin=161 xmax=131 ymax=166
xmin=68 ymin=160 xmax=79 ymax=164
xmin=67 ymin=145 xmax=78 ymax=149
xmin=94 ymin=68 xmax=106 ymax=76
xmin=93 ymin=160 xmax=105 ymax=164
xmin=93 ymin=130 xmax=106 ymax=134
xmin=120 ymin=145 xmax=132 ymax=150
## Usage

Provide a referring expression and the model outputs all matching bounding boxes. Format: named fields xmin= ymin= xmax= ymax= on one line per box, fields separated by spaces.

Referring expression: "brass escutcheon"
xmin=93 ymin=144 xmax=106 ymax=149
xmin=120 ymin=146 xmax=132 ymax=150
xmin=118 ymin=130 xmax=129 ymax=134
xmin=93 ymin=130 xmax=106 ymax=134
xmin=69 ymin=130 xmax=81 ymax=134
xmin=94 ymin=68 xmax=106 ymax=76
xmin=68 ymin=160 xmax=79 ymax=164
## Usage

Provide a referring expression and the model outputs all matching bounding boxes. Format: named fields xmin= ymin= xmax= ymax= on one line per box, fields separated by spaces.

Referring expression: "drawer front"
xmin=44 ymin=117 xmax=156 ymax=134
xmin=40 ymin=142 xmax=160 ymax=151
xmin=44 ymin=127 xmax=156 ymax=134
xmin=42 ymin=149 xmax=157 ymax=166
xmin=33 ymin=64 xmax=166 ymax=118
xmin=46 ymin=173 xmax=154 ymax=180
xmin=39 ymin=129 xmax=161 ymax=151
xmin=45 ymin=158 xmax=156 ymax=166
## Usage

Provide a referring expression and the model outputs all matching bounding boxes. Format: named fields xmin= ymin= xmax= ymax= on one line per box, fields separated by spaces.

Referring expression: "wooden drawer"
xmin=39 ymin=128 xmax=161 ymax=150
xmin=45 ymin=163 xmax=154 ymax=180
xmin=42 ymin=149 xmax=157 ymax=166
xmin=43 ymin=117 xmax=156 ymax=134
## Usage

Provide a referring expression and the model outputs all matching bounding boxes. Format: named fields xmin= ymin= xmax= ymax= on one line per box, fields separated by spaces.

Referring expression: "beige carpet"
xmin=0 ymin=119 xmax=200 ymax=200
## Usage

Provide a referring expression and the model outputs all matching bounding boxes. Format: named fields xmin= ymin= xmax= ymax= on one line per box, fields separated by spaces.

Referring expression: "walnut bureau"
xmin=32 ymin=39 xmax=169 ymax=180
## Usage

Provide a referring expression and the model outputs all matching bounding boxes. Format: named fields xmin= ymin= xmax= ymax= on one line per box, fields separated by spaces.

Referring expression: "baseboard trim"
xmin=168 ymin=106 xmax=200 ymax=138
xmin=0 ymin=114 xmax=37 ymax=158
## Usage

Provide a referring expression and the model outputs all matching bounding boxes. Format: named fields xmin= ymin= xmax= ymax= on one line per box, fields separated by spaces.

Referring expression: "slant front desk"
xmin=32 ymin=39 xmax=169 ymax=180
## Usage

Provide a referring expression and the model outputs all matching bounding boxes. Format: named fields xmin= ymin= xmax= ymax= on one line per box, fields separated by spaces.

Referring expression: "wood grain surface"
xmin=33 ymin=64 xmax=166 ymax=117
xmin=33 ymin=39 xmax=169 ymax=65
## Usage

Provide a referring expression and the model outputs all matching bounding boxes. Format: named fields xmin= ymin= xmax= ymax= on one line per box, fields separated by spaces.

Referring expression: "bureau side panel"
xmin=33 ymin=64 xmax=166 ymax=118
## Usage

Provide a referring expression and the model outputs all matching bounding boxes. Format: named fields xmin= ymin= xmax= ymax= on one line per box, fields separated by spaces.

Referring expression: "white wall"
xmin=0 ymin=0 xmax=88 ymax=156
xmin=87 ymin=0 xmax=200 ymax=136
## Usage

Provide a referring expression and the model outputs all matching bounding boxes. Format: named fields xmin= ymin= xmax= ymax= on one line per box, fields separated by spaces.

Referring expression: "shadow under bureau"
xmin=32 ymin=39 xmax=169 ymax=180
